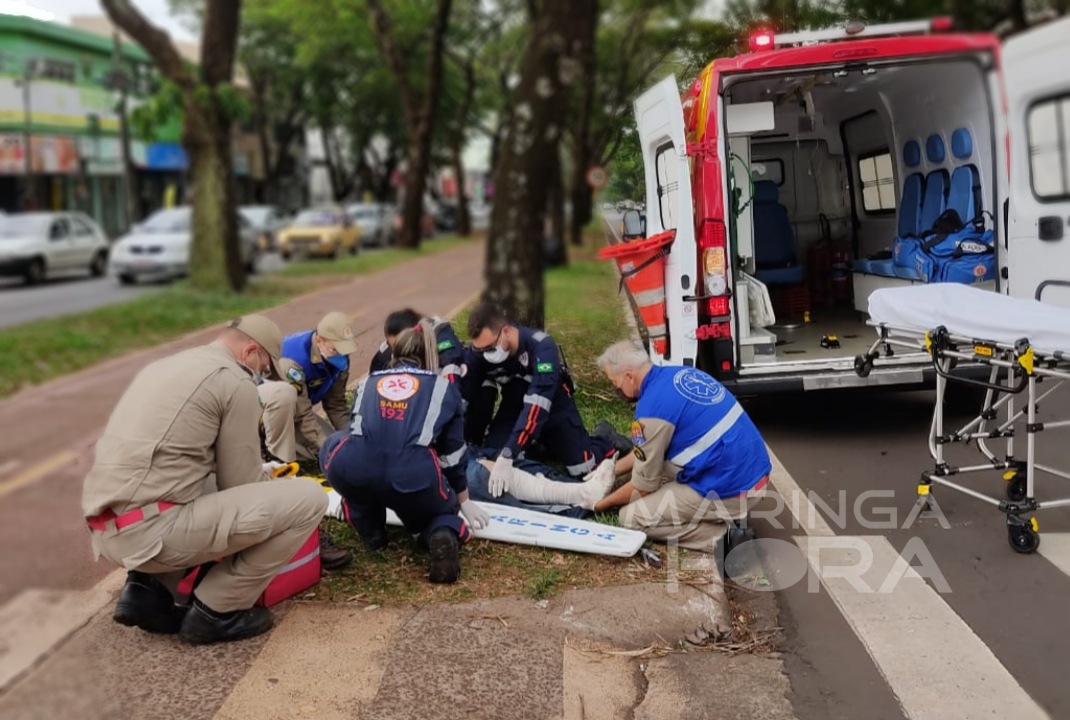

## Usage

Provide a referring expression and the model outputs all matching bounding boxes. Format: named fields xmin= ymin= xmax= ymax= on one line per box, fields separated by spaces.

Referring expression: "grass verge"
xmin=314 ymin=230 xmax=674 ymax=606
xmin=0 ymin=236 xmax=475 ymax=400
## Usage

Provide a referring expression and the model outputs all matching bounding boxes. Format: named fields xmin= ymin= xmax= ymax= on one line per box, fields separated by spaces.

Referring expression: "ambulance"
xmin=630 ymin=16 xmax=1070 ymax=394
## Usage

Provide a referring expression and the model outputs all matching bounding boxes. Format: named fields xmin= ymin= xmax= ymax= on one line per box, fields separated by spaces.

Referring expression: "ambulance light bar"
xmin=751 ymin=17 xmax=954 ymax=50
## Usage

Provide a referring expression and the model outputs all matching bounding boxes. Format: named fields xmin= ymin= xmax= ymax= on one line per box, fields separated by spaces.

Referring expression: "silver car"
xmin=108 ymin=207 xmax=259 ymax=285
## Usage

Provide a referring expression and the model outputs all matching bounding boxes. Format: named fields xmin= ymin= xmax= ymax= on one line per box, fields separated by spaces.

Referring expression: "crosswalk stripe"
xmin=1037 ymin=532 xmax=1070 ymax=578
xmin=795 ymin=533 xmax=1049 ymax=719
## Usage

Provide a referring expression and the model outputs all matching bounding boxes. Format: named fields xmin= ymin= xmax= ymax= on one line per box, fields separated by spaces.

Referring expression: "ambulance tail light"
xmin=698 ymin=220 xmax=732 ymax=339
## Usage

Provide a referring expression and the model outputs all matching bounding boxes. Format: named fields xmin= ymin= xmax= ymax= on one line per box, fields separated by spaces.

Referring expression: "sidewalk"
xmin=0 ymin=236 xmax=799 ymax=718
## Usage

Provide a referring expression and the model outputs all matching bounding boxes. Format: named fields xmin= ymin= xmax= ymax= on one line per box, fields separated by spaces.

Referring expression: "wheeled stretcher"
xmin=854 ymin=283 xmax=1070 ymax=554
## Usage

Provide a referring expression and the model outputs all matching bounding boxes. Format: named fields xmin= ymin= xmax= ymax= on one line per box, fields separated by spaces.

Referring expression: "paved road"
xmin=0 ymin=253 xmax=288 ymax=331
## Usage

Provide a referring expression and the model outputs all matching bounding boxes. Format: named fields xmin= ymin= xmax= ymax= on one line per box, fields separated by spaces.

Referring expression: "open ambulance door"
xmin=634 ymin=75 xmax=699 ymax=365
xmin=1003 ymin=17 xmax=1070 ymax=308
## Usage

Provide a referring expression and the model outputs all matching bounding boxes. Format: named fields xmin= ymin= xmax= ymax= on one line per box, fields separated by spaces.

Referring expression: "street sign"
xmin=586 ymin=165 xmax=607 ymax=189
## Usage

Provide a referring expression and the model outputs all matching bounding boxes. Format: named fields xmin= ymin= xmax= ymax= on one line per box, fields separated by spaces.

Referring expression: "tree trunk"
xmin=1008 ymin=0 xmax=1028 ymax=30
xmin=366 ymin=0 xmax=453 ymax=250
xmin=101 ymin=0 xmax=243 ymax=293
xmin=568 ymin=14 xmax=597 ymax=249
xmin=251 ymin=76 xmax=276 ymax=203
xmin=452 ymin=140 xmax=471 ymax=236
xmin=185 ymin=101 xmax=241 ymax=291
xmin=483 ymin=0 xmax=598 ymax=327
xmin=546 ymin=147 xmax=567 ymax=268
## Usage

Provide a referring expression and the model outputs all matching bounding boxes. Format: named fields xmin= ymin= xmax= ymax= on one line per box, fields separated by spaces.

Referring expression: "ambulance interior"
xmin=721 ymin=58 xmax=996 ymax=369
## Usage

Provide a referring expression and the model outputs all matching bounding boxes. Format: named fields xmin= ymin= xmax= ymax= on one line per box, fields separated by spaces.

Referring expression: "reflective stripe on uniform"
xmin=439 ymin=444 xmax=466 ymax=469
xmin=669 ymin=402 xmax=743 ymax=466
xmin=566 ymin=455 xmax=597 ymax=476
xmin=523 ymin=393 xmax=552 ymax=411
xmin=349 ymin=378 xmax=369 ymax=436
xmin=441 ymin=363 xmax=461 ymax=378
xmin=417 ymin=376 xmax=449 ymax=446
xmin=533 ymin=331 xmax=547 ymax=341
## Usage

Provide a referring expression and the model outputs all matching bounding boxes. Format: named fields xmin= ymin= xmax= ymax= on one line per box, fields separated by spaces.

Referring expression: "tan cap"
xmin=317 ymin=311 xmax=358 ymax=355
xmin=228 ymin=314 xmax=283 ymax=380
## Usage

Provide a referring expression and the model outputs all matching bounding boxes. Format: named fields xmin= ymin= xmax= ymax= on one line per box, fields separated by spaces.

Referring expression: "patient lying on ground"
xmin=469 ymin=456 xmax=618 ymax=512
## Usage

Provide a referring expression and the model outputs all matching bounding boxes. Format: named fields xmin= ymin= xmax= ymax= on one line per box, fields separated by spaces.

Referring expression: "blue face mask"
xmin=326 ymin=354 xmax=349 ymax=371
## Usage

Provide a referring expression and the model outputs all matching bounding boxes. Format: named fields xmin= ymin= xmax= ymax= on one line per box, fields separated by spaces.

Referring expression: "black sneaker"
xmin=179 ymin=599 xmax=274 ymax=645
xmin=319 ymin=529 xmax=353 ymax=570
xmin=427 ymin=528 xmax=460 ymax=584
xmin=113 ymin=571 xmax=188 ymax=634
xmin=593 ymin=420 xmax=633 ymax=454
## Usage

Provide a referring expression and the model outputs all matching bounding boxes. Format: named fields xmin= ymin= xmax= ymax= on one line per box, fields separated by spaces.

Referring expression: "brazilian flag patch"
xmin=287 ymin=367 xmax=305 ymax=384
xmin=536 ymin=362 xmax=554 ymax=373
xmin=437 ymin=339 xmax=453 ymax=351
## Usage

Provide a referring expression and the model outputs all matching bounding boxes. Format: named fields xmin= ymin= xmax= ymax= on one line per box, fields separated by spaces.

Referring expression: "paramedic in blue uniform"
xmin=462 ymin=302 xmax=627 ymax=495
xmin=321 ymin=319 xmax=489 ymax=583
xmin=280 ymin=311 xmax=357 ymax=434
xmin=369 ymin=308 xmax=467 ymax=382
xmin=590 ymin=340 xmax=771 ymax=552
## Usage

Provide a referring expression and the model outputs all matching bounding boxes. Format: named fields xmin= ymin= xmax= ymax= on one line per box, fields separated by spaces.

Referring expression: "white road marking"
xmin=768 ymin=445 xmax=1049 ymax=719
xmin=0 ymin=450 xmax=78 ymax=500
xmin=1037 ymin=532 xmax=1070 ymax=579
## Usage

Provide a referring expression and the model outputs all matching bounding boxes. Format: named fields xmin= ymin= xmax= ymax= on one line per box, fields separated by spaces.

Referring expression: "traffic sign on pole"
xmin=586 ymin=166 xmax=607 ymax=189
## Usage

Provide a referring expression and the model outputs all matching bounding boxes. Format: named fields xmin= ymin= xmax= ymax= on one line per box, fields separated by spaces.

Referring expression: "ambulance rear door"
xmin=1003 ymin=16 xmax=1070 ymax=307
xmin=634 ymin=74 xmax=699 ymax=365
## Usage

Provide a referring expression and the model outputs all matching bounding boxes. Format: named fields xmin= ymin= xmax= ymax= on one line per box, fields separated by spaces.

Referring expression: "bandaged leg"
xmin=481 ymin=457 xmax=617 ymax=509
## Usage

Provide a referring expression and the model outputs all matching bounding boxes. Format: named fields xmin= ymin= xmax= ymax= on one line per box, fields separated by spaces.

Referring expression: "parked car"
xmin=388 ymin=205 xmax=435 ymax=243
xmin=346 ymin=202 xmax=390 ymax=247
xmin=0 ymin=211 xmax=110 ymax=285
xmin=276 ymin=206 xmax=361 ymax=260
xmin=108 ymin=207 xmax=259 ymax=285
xmin=240 ymin=205 xmax=291 ymax=252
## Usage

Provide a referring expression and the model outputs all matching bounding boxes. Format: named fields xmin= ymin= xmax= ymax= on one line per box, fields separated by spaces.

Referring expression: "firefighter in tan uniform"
xmin=82 ymin=314 xmax=328 ymax=645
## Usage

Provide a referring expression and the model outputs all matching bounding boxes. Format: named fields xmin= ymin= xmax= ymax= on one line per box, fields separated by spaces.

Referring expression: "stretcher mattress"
xmin=868 ymin=284 xmax=1070 ymax=355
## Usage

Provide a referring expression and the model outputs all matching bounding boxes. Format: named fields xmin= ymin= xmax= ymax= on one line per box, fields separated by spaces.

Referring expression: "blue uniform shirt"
xmin=350 ymin=365 xmax=469 ymax=492
xmin=634 ymin=365 xmax=771 ymax=498
xmin=282 ymin=330 xmax=348 ymax=406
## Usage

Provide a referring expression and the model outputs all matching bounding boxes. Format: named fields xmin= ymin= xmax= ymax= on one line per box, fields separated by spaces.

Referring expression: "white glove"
xmin=487 ymin=455 xmax=514 ymax=497
xmin=461 ymin=500 xmax=490 ymax=530
xmin=262 ymin=461 xmax=290 ymax=477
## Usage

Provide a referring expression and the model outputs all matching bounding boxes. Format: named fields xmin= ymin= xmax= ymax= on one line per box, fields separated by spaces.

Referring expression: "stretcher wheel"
xmin=854 ymin=355 xmax=872 ymax=378
xmin=1006 ymin=475 xmax=1028 ymax=503
xmin=1008 ymin=521 xmax=1040 ymax=554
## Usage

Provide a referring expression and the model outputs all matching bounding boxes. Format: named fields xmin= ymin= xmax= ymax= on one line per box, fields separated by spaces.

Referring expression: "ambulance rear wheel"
xmin=1008 ymin=523 xmax=1040 ymax=554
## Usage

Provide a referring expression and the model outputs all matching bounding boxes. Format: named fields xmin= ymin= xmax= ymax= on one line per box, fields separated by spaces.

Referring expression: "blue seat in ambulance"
xmin=753 ymin=180 xmax=805 ymax=286
xmin=948 ymin=127 xmax=981 ymax=221
xmin=870 ymin=140 xmax=925 ymax=278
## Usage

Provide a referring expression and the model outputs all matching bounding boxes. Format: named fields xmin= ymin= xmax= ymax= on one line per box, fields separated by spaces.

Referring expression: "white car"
xmin=0 ymin=211 xmax=110 ymax=285
xmin=109 ymin=207 xmax=259 ymax=285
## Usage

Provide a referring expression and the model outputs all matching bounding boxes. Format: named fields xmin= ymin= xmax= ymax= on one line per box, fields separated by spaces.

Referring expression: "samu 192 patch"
xmin=536 ymin=362 xmax=554 ymax=374
xmin=437 ymin=339 xmax=453 ymax=351
xmin=630 ymin=420 xmax=646 ymax=446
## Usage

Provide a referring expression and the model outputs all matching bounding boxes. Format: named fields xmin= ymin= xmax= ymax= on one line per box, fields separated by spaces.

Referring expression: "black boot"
xmin=319 ymin=529 xmax=353 ymax=570
xmin=179 ymin=598 xmax=274 ymax=645
xmin=593 ymin=420 xmax=633 ymax=455
xmin=113 ymin=571 xmax=188 ymax=634
xmin=427 ymin=528 xmax=460 ymax=584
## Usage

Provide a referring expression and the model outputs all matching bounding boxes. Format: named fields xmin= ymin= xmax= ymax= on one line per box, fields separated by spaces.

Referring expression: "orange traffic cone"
xmin=598 ymin=230 xmax=675 ymax=354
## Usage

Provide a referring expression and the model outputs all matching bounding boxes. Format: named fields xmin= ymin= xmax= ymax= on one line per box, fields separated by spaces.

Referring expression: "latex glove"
xmin=487 ymin=456 xmax=514 ymax=498
xmin=461 ymin=500 xmax=490 ymax=530
xmin=262 ymin=460 xmax=290 ymax=477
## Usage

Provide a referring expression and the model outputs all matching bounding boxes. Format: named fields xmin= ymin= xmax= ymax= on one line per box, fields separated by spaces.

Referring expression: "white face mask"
xmin=241 ymin=348 xmax=266 ymax=385
xmin=483 ymin=344 xmax=509 ymax=364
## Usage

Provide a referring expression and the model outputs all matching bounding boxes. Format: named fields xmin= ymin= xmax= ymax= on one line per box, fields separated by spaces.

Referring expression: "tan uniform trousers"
xmin=98 ymin=479 xmax=327 ymax=613
xmin=258 ymin=382 xmax=335 ymax=463
xmin=619 ymin=477 xmax=768 ymax=553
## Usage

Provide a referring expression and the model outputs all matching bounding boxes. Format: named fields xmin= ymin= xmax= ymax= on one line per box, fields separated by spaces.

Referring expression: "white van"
xmin=632 ymin=16 xmax=1070 ymax=394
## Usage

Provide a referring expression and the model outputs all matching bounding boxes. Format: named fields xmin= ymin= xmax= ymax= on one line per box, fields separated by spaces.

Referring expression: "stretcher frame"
xmin=854 ymin=321 xmax=1070 ymax=554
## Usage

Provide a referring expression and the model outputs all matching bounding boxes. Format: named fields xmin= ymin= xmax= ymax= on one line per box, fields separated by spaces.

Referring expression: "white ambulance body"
xmin=633 ymin=16 xmax=1070 ymax=394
